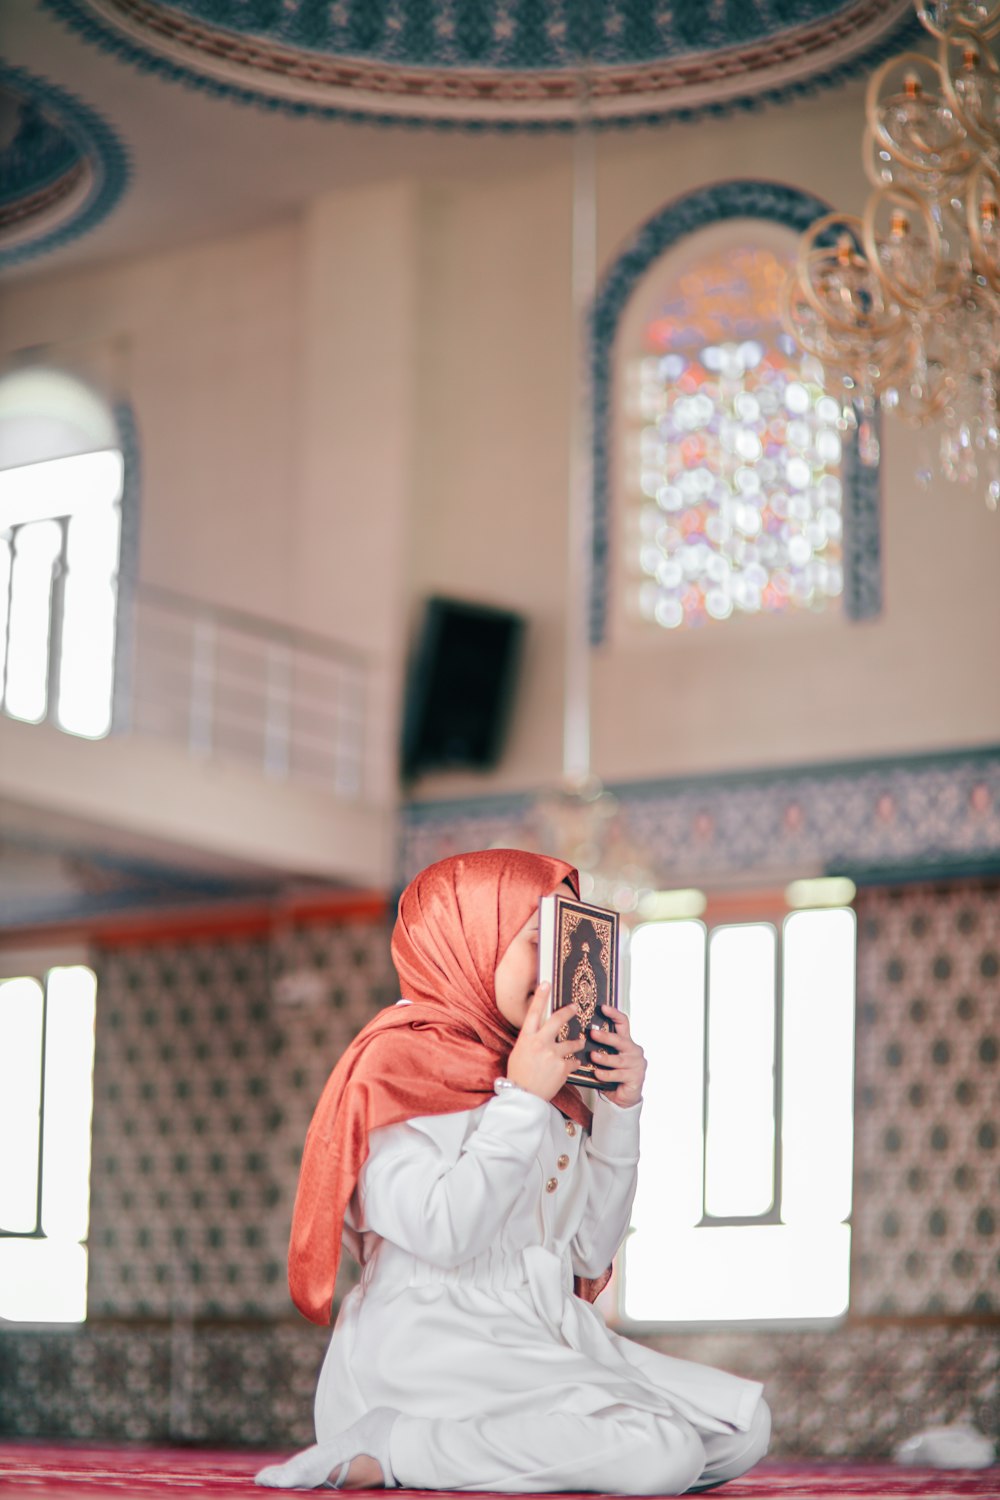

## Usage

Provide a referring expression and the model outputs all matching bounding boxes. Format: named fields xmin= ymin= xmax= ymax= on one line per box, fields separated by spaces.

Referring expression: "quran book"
xmin=537 ymin=894 xmax=620 ymax=1091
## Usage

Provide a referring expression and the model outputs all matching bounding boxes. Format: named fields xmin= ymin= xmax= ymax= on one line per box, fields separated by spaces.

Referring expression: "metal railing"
xmin=126 ymin=584 xmax=369 ymax=799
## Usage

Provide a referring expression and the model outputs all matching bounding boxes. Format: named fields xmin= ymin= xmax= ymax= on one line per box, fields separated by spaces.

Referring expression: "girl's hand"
xmin=506 ymin=983 xmax=585 ymax=1101
xmin=590 ymin=1006 xmax=646 ymax=1107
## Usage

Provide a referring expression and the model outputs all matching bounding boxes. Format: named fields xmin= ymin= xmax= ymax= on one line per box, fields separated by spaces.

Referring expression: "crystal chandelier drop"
xmin=783 ymin=0 xmax=1000 ymax=509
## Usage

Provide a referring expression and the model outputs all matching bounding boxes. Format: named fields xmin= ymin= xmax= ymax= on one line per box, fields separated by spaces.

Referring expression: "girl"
xmin=257 ymin=850 xmax=770 ymax=1494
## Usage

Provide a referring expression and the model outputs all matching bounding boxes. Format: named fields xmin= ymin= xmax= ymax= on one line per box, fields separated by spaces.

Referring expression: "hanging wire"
xmin=563 ymin=3 xmax=597 ymax=784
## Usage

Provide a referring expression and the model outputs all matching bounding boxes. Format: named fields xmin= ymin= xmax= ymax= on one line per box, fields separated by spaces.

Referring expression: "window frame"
xmin=615 ymin=887 xmax=858 ymax=1331
xmin=0 ymin=946 xmax=97 ymax=1326
xmin=616 ymin=224 xmax=850 ymax=641
xmin=0 ymin=371 xmax=139 ymax=740
xmin=590 ymin=178 xmax=882 ymax=648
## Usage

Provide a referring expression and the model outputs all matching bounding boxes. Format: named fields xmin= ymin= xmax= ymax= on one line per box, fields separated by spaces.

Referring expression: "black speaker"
xmin=401 ymin=596 xmax=525 ymax=780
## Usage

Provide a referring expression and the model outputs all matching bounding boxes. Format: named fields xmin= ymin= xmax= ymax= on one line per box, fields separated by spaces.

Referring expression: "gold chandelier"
xmin=783 ymin=0 xmax=1000 ymax=509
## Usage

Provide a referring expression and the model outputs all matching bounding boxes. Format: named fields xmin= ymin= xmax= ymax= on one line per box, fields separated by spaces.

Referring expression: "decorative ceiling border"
xmin=0 ymin=62 xmax=129 ymax=270
xmin=400 ymin=744 xmax=1000 ymax=888
xmin=42 ymin=0 xmax=917 ymax=128
xmin=589 ymin=178 xmax=882 ymax=644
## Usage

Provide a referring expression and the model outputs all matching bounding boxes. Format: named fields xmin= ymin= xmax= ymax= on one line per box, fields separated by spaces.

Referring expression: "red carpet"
xmin=0 ymin=1445 xmax=997 ymax=1499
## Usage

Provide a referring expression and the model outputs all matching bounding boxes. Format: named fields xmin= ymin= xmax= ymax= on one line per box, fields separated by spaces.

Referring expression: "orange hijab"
xmin=288 ymin=848 xmax=592 ymax=1325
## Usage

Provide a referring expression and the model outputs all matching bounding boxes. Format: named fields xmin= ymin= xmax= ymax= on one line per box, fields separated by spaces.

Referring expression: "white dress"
xmin=314 ymin=1088 xmax=769 ymax=1495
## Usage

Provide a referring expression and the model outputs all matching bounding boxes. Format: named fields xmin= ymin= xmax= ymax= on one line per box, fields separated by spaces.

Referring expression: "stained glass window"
xmin=623 ymin=243 xmax=845 ymax=630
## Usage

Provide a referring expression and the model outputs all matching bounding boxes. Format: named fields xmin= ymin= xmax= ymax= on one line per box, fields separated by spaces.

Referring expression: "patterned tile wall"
xmin=1 ymin=886 xmax=998 ymax=1456
xmin=652 ymin=1325 xmax=999 ymax=1460
xmin=1 ymin=1322 xmax=996 ymax=1458
xmin=88 ymin=918 xmax=397 ymax=1319
xmin=852 ymin=881 xmax=1000 ymax=1317
xmin=0 ymin=1323 xmax=328 ymax=1447
xmin=400 ymin=746 xmax=1000 ymax=887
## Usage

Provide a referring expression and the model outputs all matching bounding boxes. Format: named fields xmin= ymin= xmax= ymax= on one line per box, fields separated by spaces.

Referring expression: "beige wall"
xmin=1 ymin=224 xmax=300 ymax=621
xmin=4 ymin=76 xmax=998 ymax=828
xmin=0 ymin=187 xmax=416 ymax=664
xmin=407 ymin=79 xmax=1000 ymax=794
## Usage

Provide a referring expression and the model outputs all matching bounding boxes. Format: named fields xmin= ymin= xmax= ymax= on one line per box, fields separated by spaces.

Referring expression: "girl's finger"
xmin=601 ymin=1005 xmax=629 ymax=1034
xmin=591 ymin=1063 xmax=632 ymax=1080
xmin=592 ymin=1027 xmax=642 ymax=1058
xmin=539 ymin=1002 xmax=576 ymax=1040
xmin=591 ymin=1035 xmax=637 ymax=1062
xmin=521 ymin=983 xmax=551 ymax=1034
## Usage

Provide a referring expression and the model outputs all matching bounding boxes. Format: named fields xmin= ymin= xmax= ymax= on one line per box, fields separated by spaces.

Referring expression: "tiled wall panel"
xmin=852 ymin=882 xmax=999 ymax=1316
xmin=2 ymin=884 xmax=998 ymax=1458
xmin=655 ymin=1325 xmax=999 ymax=1459
xmin=87 ymin=921 xmax=396 ymax=1320
xmin=2 ymin=1322 xmax=995 ymax=1459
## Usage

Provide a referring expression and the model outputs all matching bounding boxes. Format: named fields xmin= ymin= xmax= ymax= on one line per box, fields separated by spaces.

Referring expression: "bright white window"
xmin=0 ymin=370 xmax=125 ymax=739
xmin=624 ymin=902 xmax=856 ymax=1323
xmin=0 ymin=964 xmax=97 ymax=1323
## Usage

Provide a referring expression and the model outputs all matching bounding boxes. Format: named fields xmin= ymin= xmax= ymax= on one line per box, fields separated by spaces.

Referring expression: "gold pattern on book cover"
xmin=559 ymin=909 xmax=613 ymax=974
xmin=571 ymin=944 xmax=599 ymax=1035
xmin=554 ymin=908 xmax=616 ymax=1077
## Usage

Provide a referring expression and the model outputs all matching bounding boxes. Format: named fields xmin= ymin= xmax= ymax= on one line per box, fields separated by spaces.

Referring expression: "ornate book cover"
xmin=537 ymin=894 xmax=620 ymax=1091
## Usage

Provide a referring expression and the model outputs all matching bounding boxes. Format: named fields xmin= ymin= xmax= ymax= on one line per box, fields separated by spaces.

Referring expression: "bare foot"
xmin=338 ymin=1454 xmax=384 ymax=1489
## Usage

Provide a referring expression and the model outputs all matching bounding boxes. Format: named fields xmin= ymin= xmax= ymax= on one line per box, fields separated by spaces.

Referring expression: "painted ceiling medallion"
xmin=0 ymin=63 xmax=128 ymax=268
xmin=47 ymin=0 xmax=915 ymax=126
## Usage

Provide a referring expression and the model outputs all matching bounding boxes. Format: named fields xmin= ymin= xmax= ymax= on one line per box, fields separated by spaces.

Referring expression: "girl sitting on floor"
xmin=256 ymin=849 xmax=770 ymax=1494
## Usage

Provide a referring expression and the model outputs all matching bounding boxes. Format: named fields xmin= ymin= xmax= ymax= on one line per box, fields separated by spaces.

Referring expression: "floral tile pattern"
xmin=87 ymin=921 xmax=395 ymax=1320
xmin=852 ymin=883 xmax=1000 ymax=1317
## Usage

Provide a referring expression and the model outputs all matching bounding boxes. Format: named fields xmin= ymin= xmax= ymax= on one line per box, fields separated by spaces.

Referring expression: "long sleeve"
xmin=358 ymin=1090 xmax=550 ymax=1270
xmin=571 ymin=1092 xmax=642 ymax=1277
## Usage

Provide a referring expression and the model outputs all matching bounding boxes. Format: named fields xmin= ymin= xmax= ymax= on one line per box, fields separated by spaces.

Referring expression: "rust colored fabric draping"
xmin=288 ymin=849 xmax=591 ymax=1326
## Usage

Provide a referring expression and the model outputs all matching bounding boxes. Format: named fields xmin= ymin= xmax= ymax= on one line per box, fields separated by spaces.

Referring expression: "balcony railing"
xmin=0 ymin=546 xmax=372 ymax=799
xmin=125 ymin=584 xmax=370 ymax=798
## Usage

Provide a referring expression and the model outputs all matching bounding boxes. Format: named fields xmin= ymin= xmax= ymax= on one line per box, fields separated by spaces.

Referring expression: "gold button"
xmin=557 ymin=1154 xmax=570 ymax=1170
xmin=545 ymin=1177 xmax=558 ymax=1193
xmin=565 ymin=1121 xmax=577 ymax=1137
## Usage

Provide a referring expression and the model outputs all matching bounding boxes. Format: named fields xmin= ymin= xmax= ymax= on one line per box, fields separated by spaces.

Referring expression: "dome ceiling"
xmin=45 ymin=0 xmax=914 ymax=125
xmin=0 ymin=61 xmax=128 ymax=267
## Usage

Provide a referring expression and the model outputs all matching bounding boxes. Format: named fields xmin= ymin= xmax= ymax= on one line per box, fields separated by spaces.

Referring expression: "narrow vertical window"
xmin=4 ymin=519 xmax=63 ymax=723
xmin=0 ymin=965 xmax=97 ymax=1323
xmin=704 ymin=923 xmax=777 ymax=1220
xmin=629 ymin=920 xmax=706 ymax=1240
xmin=0 ymin=977 xmax=46 ymax=1232
xmin=781 ymin=908 xmax=856 ymax=1227
xmin=56 ymin=457 xmax=124 ymax=736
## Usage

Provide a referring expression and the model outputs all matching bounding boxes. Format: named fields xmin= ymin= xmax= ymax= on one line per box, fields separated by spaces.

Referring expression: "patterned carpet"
xmin=0 ymin=1446 xmax=998 ymax=1499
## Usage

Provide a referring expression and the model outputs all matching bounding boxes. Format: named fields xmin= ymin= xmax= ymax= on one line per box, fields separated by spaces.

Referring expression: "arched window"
xmin=622 ymin=231 xmax=844 ymax=631
xmin=0 ymin=368 xmax=130 ymax=738
xmin=591 ymin=182 xmax=882 ymax=644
